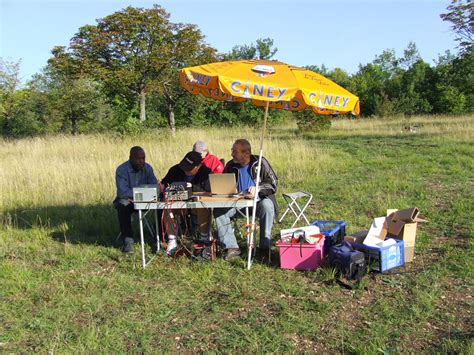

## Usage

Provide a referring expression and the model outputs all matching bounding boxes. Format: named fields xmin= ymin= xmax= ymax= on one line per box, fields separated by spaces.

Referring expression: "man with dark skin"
xmin=113 ymin=146 xmax=158 ymax=253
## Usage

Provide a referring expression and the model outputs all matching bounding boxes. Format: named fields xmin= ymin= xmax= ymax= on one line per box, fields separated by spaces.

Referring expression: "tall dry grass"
xmin=0 ymin=125 xmax=329 ymax=210
xmin=0 ymin=114 xmax=472 ymax=213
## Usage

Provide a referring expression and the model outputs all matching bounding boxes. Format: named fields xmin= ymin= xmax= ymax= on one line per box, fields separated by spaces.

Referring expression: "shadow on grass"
xmin=439 ymin=329 xmax=474 ymax=347
xmin=2 ymin=204 xmax=159 ymax=249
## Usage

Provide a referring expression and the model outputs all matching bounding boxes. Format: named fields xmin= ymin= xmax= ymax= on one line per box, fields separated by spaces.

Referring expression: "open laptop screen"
xmin=208 ymin=173 xmax=238 ymax=196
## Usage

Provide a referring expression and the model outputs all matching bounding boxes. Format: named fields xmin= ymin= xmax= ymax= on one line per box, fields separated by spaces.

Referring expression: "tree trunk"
xmin=139 ymin=89 xmax=146 ymax=122
xmin=167 ymin=103 xmax=176 ymax=135
xmin=71 ymin=116 xmax=77 ymax=135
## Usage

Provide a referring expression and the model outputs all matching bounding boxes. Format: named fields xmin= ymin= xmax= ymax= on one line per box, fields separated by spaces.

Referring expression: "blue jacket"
xmin=224 ymin=155 xmax=278 ymax=215
xmin=113 ymin=160 xmax=158 ymax=207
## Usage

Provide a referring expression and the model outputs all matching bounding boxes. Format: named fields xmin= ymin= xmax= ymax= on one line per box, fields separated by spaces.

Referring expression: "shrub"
xmin=294 ymin=109 xmax=332 ymax=132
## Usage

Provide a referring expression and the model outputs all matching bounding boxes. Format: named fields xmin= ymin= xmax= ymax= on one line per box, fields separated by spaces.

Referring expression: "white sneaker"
xmin=166 ymin=235 xmax=178 ymax=256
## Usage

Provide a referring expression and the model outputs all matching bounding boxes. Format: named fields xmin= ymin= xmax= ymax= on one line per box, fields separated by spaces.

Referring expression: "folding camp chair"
xmin=278 ymin=191 xmax=313 ymax=227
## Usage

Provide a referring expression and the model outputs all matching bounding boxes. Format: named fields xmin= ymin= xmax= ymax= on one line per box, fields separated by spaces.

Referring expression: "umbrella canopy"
xmin=179 ymin=59 xmax=360 ymax=269
xmin=179 ymin=59 xmax=360 ymax=115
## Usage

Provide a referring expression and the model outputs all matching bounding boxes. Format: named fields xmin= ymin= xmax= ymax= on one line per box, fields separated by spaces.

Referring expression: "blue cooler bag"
xmin=329 ymin=241 xmax=367 ymax=281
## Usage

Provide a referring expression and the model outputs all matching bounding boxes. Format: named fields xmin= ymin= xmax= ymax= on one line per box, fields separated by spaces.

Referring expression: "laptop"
xmin=209 ymin=173 xmax=239 ymax=197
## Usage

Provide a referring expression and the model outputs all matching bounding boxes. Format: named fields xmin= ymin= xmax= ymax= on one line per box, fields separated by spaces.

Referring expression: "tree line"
xmin=0 ymin=1 xmax=472 ymax=138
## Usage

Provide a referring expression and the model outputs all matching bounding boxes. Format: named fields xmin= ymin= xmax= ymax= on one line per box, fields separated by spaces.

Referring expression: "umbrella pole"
xmin=247 ymin=101 xmax=270 ymax=270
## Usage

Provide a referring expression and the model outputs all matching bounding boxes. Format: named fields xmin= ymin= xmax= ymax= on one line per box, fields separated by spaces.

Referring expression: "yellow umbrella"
xmin=180 ymin=59 xmax=360 ymax=115
xmin=179 ymin=59 xmax=360 ymax=269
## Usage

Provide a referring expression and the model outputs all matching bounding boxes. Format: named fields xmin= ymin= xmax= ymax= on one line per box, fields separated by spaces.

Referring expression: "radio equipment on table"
xmin=163 ymin=182 xmax=192 ymax=201
xmin=133 ymin=185 xmax=159 ymax=202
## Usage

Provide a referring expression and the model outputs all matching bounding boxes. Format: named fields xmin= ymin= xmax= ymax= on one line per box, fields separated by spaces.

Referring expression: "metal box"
xmin=133 ymin=185 xmax=158 ymax=202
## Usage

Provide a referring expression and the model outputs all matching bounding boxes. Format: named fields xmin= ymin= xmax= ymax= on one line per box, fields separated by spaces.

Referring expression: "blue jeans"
xmin=214 ymin=198 xmax=275 ymax=250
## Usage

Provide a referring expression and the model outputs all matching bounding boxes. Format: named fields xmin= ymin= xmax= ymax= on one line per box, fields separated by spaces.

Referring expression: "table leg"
xmin=209 ymin=207 xmax=215 ymax=261
xmin=139 ymin=209 xmax=146 ymax=268
xmin=246 ymin=207 xmax=252 ymax=270
xmin=154 ymin=209 xmax=160 ymax=252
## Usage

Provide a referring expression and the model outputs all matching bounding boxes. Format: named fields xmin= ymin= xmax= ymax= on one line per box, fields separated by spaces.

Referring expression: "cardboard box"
xmin=386 ymin=208 xmax=426 ymax=262
xmin=405 ymin=246 xmax=415 ymax=263
xmin=363 ymin=217 xmax=388 ymax=247
xmin=390 ymin=207 xmax=427 ymax=223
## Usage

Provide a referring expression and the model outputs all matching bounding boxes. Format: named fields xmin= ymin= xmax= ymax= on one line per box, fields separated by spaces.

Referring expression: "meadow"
xmin=0 ymin=115 xmax=473 ymax=352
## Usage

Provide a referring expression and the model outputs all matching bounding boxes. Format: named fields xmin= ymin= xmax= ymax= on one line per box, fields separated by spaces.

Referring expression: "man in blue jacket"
xmin=214 ymin=139 xmax=278 ymax=260
xmin=113 ymin=146 xmax=158 ymax=253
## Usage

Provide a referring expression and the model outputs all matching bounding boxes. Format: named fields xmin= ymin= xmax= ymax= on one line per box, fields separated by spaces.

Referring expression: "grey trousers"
xmin=214 ymin=198 xmax=275 ymax=250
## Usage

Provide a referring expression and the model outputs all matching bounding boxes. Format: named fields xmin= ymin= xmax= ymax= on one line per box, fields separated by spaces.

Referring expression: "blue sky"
xmin=1 ymin=0 xmax=457 ymax=84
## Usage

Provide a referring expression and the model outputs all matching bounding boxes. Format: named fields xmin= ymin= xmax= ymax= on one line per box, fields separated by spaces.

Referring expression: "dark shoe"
xmin=224 ymin=248 xmax=241 ymax=261
xmin=193 ymin=245 xmax=213 ymax=262
xmin=256 ymin=248 xmax=272 ymax=263
xmin=122 ymin=237 xmax=134 ymax=254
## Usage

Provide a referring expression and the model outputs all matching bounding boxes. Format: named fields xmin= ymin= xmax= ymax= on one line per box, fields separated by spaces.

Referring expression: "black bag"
xmin=328 ymin=241 xmax=367 ymax=281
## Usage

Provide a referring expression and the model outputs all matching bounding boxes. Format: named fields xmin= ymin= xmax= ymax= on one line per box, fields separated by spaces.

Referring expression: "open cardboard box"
xmin=362 ymin=217 xmax=388 ymax=247
xmin=345 ymin=207 xmax=426 ymax=262
xmin=345 ymin=217 xmax=388 ymax=246
xmin=386 ymin=207 xmax=427 ymax=262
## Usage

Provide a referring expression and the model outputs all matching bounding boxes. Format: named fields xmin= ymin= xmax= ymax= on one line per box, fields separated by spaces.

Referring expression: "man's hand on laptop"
xmin=248 ymin=186 xmax=257 ymax=197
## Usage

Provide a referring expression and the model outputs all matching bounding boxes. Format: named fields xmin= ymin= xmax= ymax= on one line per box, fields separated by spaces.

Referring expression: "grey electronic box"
xmin=133 ymin=185 xmax=159 ymax=202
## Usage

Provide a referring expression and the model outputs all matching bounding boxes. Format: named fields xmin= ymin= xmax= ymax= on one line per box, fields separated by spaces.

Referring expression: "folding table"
xmin=134 ymin=196 xmax=253 ymax=268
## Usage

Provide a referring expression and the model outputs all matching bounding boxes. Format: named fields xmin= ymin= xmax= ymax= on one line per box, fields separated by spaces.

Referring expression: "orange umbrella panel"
xmin=179 ymin=60 xmax=360 ymax=115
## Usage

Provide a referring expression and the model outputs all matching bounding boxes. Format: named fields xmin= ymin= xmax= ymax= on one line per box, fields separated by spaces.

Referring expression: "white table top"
xmin=134 ymin=195 xmax=254 ymax=210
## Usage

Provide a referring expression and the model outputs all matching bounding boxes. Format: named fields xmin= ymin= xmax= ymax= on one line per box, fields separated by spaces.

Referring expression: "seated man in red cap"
xmin=161 ymin=151 xmax=213 ymax=255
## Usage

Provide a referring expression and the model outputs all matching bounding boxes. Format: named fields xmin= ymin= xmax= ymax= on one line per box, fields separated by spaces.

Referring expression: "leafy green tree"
xmin=325 ymin=67 xmax=352 ymax=91
xmin=395 ymin=60 xmax=434 ymax=115
xmin=435 ymin=85 xmax=466 ymax=113
xmin=0 ymin=58 xmax=22 ymax=134
xmin=68 ymin=5 xmax=209 ymax=125
xmin=450 ymin=47 xmax=474 ymax=111
xmin=399 ymin=42 xmax=422 ymax=69
xmin=305 ymin=64 xmax=329 ymax=76
xmin=433 ymin=47 xmax=474 ymax=113
xmin=373 ymin=49 xmax=400 ymax=78
xmin=46 ymin=46 xmax=111 ymax=134
xmin=255 ymin=38 xmax=278 ymax=60
xmin=440 ymin=0 xmax=474 ymax=52
xmin=50 ymin=78 xmax=110 ymax=134
xmin=293 ymin=109 xmax=331 ymax=132
xmin=152 ymin=25 xmax=217 ymax=132
xmin=0 ymin=62 xmax=63 ymax=138
xmin=351 ymin=63 xmax=387 ymax=116
xmin=224 ymin=37 xmax=278 ymax=60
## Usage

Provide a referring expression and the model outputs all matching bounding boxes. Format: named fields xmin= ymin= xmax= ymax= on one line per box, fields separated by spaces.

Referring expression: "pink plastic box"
xmin=276 ymin=236 xmax=325 ymax=271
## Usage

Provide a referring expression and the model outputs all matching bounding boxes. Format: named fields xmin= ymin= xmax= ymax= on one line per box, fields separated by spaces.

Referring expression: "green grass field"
xmin=1 ymin=115 xmax=473 ymax=352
